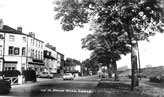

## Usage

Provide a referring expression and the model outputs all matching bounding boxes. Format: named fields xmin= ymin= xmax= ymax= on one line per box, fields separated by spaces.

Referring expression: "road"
xmin=2 ymin=76 xmax=107 ymax=97
xmin=0 ymin=76 xmax=156 ymax=97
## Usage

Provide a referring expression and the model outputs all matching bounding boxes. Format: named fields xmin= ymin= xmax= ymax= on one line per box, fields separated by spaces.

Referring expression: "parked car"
xmin=0 ymin=78 xmax=11 ymax=94
xmin=38 ymin=71 xmax=54 ymax=79
xmin=63 ymin=73 xmax=74 ymax=80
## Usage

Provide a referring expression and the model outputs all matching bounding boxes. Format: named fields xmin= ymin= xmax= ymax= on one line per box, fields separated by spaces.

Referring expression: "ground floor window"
xmin=4 ymin=63 xmax=17 ymax=70
xmin=5 ymin=67 xmax=16 ymax=70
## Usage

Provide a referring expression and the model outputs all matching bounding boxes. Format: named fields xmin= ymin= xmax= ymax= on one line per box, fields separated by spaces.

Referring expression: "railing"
xmin=4 ymin=76 xmax=18 ymax=85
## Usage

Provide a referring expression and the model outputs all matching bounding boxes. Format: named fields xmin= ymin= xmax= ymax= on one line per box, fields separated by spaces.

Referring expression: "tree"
xmin=82 ymin=59 xmax=99 ymax=75
xmin=54 ymin=0 xmax=164 ymax=90
xmin=81 ymin=28 xmax=131 ymax=80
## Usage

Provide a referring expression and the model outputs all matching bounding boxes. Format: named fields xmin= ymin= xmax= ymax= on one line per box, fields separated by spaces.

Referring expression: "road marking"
xmin=40 ymin=88 xmax=94 ymax=93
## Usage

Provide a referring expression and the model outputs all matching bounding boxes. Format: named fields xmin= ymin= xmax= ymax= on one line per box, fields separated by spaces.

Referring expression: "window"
xmin=35 ymin=50 xmax=37 ymax=59
xmin=41 ymin=43 xmax=43 ymax=48
xmin=12 ymin=67 xmax=15 ymax=70
xmin=39 ymin=42 xmax=40 ymax=48
xmin=0 ymin=45 xmax=2 ymax=56
xmin=30 ymin=49 xmax=33 ymax=57
xmin=38 ymin=51 xmax=40 ymax=59
xmin=8 ymin=46 xmax=14 ymax=55
xmin=41 ymin=52 xmax=43 ymax=60
xmin=36 ymin=41 xmax=38 ymax=47
xmin=31 ymin=49 xmax=34 ymax=58
xmin=22 ymin=47 xmax=26 ymax=56
xmin=33 ymin=39 xmax=35 ymax=46
xmin=5 ymin=67 xmax=16 ymax=70
xmin=9 ymin=35 xmax=15 ymax=42
xmin=31 ymin=39 xmax=33 ymax=44
xmin=14 ymin=47 xmax=19 ymax=55
xmin=23 ymin=37 xmax=26 ymax=42
xmin=0 ymin=34 xmax=4 ymax=39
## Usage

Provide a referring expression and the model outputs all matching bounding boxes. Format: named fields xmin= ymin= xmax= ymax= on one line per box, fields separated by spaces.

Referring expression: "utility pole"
xmin=131 ymin=40 xmax=139 ymax=90
xmin=137 ymin=41 xmax=141 ymax=80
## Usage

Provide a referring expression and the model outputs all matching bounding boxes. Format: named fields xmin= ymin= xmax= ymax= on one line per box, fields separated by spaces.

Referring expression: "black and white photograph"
xmin=0 ymin=0 xmax=164 ymax=97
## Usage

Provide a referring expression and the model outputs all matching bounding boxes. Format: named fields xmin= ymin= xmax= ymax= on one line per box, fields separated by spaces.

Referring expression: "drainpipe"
xmin=2 ymin=33 xmax=5 ymax=71
xmin=26 ymin=36 xmax=28 ymax=70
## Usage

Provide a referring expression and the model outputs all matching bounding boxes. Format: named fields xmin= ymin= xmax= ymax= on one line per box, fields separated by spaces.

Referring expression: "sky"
xmin=0 ymin=0 xmax=164 ymax=68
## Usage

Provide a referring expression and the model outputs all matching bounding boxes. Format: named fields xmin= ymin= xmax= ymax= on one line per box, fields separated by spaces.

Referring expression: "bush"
xmin=149 ymin=76 xmax=164 ymax=83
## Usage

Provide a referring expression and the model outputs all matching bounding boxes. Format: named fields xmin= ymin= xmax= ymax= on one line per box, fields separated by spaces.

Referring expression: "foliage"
xmin=82 ymin=58 xmax=99 ymax=69
xmin=64 ymin=58 xmax=82 ymax=66
xmin=54 ymin=0 xmax=89 ymax=31
xmin=149 ymin=75 xmax=164 ymax=83
xmin=82 ymin=58 xmax=99 ymax=75
xmin=55 ymin=0 xmax=164 ymax=65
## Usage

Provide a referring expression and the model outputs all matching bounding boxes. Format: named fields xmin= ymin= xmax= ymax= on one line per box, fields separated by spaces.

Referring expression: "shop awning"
xmin=28 ymin=62 xmax=44 ymax=66
xmin=4 ymin=61 xmax=18 ymax=63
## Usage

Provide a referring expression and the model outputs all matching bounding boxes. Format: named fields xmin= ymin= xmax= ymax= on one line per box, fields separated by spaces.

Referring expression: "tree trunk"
xmin=113 ymin=61 xmax=118 ymax=81
xmin=131 ymin=41 xmax=139 ymax=90
xmin=107 ymin=64 xmax=112 ymax=78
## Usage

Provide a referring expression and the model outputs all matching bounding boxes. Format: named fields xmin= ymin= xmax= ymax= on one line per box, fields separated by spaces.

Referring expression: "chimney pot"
xmin=17 ymin=27 xmax=22 ymax=32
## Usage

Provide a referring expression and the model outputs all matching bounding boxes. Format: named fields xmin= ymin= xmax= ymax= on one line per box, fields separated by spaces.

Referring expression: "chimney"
xmin=17 ymin=26 xmax=22 ymax=32
xmin=29 ymin=32 xmax=35 ymax=37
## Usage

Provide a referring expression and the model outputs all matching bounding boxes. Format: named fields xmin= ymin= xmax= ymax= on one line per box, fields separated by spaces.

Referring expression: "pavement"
xmin=11 ymin=77 xmax=61 ymax=88
xmin=11 ymin=75 xmax=100 ymax=88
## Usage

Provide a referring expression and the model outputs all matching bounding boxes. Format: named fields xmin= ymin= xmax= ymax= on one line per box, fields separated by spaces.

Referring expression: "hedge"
xmin=2 ymin=70 xmax=21 ymax=77
xmin=149 ymin=76 xmax=164 ymax=83
xmin=22 ymin=70 xmax=37 ymax=82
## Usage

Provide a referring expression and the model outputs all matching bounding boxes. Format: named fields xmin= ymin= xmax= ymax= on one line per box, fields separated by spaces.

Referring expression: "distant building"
xmin=44 ymin=43 xmax=58 ymax=73
xmin=27 ymin=32 xmax=44 ymax=73
xmin=57 ymin=52 xmax=64 ymax=74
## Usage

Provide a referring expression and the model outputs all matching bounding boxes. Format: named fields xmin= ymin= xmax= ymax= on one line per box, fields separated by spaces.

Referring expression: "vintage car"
xmin=63 ymin=73 xmax=74 ymax=80
xmin=38 ymin=71 xmax=54 ymax=79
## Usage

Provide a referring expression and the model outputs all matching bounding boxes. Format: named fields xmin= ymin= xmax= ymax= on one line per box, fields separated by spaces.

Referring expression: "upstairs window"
xmin=0 ymin=45 xmax=2 ymax=56
xmin=35 ymin=50 xmax=37 ymax=59
xmin=22 ymin=47 xmax=26 ymax=56
xmin=0 ymin=34 xmax=4 ymax=39
xmin=31 ymin=39 xmax=33 ymax=45
xmin=32 ymin=49 xmax=34 ymax=58
xmin=23 ymin=37 xmax=26 ymax=42
xmin=8 ymin=46 xmax=14 ymax=55
xmin=41 ymin=52 xmax=43 ymax=60
xmin=14 ymin=47 xmax=19 ymax=55
xmin=38 ymin=51 xmax=40 ymax=59
xmin=9 ymin=35 xmax=15 ymax=42
xmin=33 ymin=39 xmax=35 ymax=46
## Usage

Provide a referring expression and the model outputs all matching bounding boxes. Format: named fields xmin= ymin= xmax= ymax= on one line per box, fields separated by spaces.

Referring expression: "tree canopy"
xmin=54 ymin=0 xmax=164 ymax=89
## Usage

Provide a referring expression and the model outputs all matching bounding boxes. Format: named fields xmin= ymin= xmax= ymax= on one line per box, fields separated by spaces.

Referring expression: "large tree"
xmin=54 ymin=0 xmax=164 ymax=90
xmin=82 ymin=58 xmax=99 ymax=75
xmin=81 ymin=27 xmax=131 ymax=80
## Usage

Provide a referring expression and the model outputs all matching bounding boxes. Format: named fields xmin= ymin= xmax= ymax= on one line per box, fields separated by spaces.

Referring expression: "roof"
xmin=27 ymin=35 xmax=44 ymax=43
xmin=0 ymin=25 xmax=44 ymax=42
xmin=0 ymin=25 xmax=26 ymax=35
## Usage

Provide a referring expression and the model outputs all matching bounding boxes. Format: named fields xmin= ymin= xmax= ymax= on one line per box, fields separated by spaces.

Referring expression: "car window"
xmin=65 ymin=73 xmax=71 ymax=75
xmin=43 ymin=72 xmax=48 ymax=74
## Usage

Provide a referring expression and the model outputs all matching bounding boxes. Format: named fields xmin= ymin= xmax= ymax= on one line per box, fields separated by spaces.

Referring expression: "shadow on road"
xmin=89 ymin=82 xmax=152 ymax=97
